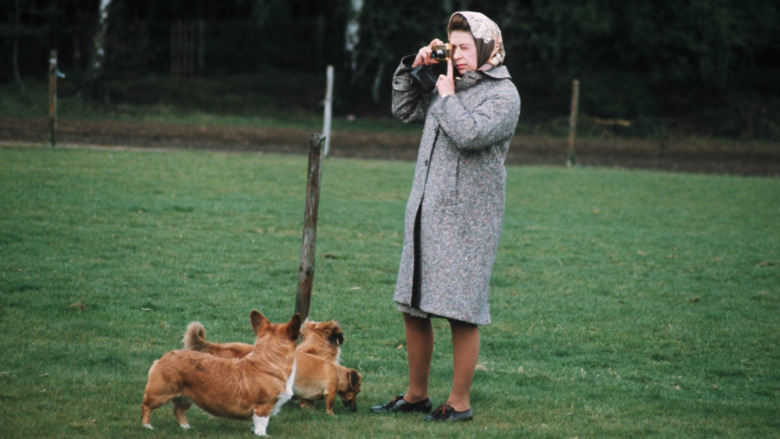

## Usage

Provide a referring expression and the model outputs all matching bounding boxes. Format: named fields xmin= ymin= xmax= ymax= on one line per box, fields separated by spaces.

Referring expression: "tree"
xmin=4 ymin=0 xmax=55 ymax=98
xmin=82 ymin=0 xmax=112 ymax=101
xmin=11 ymin=0 xmax=26 ymax=99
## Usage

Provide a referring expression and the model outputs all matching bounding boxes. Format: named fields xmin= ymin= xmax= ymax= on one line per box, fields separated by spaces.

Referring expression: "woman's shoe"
xmin=370 ymin=395 xmax=433 ymax=413
xmin=423 ymin=403 xmax=473 ymax=422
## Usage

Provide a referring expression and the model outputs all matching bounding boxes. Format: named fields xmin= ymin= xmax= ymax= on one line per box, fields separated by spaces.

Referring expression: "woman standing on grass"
xmin=370 ymin=11 xmax=520 ymax=422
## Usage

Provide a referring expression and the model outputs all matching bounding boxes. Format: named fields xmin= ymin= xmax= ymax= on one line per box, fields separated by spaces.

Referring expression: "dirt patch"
xmin=1 ymin=116 xmax=777 ymax=176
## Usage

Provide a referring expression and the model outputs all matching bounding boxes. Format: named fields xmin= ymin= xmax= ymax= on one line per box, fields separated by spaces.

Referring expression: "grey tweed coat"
xmin=391 ymin=57 xmax=521 ymax=325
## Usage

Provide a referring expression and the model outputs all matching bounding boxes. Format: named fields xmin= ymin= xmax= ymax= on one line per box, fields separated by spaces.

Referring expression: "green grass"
xmin=1 ymin=145 xmax=778 ymax=438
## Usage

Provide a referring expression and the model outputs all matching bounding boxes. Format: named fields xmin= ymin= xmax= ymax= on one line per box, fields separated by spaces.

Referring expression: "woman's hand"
xmin=412 ymin=38 xmax=445 ymax=68
xmin=436 ymin=58 xmax=455 ymax=97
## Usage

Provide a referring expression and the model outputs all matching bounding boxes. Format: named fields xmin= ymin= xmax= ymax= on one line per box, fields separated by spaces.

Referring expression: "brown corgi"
xmin=294 ymin=351 xmax=362 ymax=415
xmin=140 ymin=311 xmax=301 ymax=436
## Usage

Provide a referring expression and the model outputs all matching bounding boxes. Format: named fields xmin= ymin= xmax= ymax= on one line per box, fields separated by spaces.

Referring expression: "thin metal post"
xmin=48 ymin=50 xmax=57 ymax=148
xmin=567 ymin=79 xmax=580 ymax=167
xmin=295 ymin=134 xmax=326 ymax=319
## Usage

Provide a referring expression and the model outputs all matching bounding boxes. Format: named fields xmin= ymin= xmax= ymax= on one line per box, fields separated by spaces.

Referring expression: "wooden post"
xmin=567 ymin=79 xmax=580 ymax=167
xmin=295 ymin=134 xmax=326 ymax=319
xmin=322 ymin=65 xmax=334 ymax=157
xmin=48 ymin=50 xmax=57 ymax=148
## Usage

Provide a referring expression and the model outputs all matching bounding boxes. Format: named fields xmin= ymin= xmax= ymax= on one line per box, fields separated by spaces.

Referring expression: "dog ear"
xmin=287 ymin=313 xmax=303 ymax=341
xmin=348 ymin=370 xmax=361 ymax=391
xmin=250 ymin=310 xmax=269 ymax=334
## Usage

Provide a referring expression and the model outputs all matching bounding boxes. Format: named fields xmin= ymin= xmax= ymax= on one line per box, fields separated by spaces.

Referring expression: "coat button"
xmin=424 ymin=160 xmax=429 ymax=167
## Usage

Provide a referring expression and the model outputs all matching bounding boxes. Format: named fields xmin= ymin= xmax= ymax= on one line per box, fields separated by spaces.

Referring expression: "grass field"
xmin=1 ymin=145 xmax=778 ymax=438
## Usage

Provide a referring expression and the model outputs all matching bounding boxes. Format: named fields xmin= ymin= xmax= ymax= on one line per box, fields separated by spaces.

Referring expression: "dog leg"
xmin=173 ymin=396 xmax=192 ymax=429
xmin=141 ymin=403 xmax=153 ymax=429
xmin=324 ymin=392 xmax=336 ymax=416
xmin=141 ymin=392 xmax=171 ymax=429
xmin=272 ymin=359 xmax=296 ymax=415
xmin=141 ymin=362 xmax=181 ymax=429
xmin=252 ymin=413 xmax=270 ymax=436
xmin=273 ymin=391 xmax=294 ymax=415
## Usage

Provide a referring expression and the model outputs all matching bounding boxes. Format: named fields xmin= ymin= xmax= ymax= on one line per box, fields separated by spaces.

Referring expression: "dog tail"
xmin=182 ymin=321 xmax=208 ymax=351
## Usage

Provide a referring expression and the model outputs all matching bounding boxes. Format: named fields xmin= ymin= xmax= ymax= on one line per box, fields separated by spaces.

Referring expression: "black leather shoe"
xmin=370 ymin=395 xmax=433 ymax=413
xmin=423 ymin=403 xmax=473 ymax=422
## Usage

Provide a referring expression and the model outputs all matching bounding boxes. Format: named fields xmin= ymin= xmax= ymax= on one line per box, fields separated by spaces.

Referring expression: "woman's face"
xmin=450 ymin=30 xmax=478 ymax=74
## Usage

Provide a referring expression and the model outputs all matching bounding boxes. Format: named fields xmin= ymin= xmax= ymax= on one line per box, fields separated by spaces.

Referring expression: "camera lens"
xmin=431 ymin=43 xmax=451 ymax=61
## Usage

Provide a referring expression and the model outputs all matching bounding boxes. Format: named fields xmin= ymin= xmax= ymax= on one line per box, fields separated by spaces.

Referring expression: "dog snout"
xmin=343 ymin=398 xmax=357 ymax=412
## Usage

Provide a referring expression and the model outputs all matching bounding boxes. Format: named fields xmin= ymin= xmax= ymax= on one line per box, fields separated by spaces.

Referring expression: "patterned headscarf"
xmin=447 ymin=11 xmax=505 ymax=71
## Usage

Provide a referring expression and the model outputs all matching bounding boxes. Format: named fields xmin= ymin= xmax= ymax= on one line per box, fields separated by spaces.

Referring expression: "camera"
xmin=431 ymin=43 xmax=452 ymax=61
xmin=409 ymin=43 xmax=452 ymax=93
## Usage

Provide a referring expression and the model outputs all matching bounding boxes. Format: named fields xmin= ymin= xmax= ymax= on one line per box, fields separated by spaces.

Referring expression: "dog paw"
xmin=143 ymin=424 xmax=154 ymax=430
xmin=180 ymin=423 xmax=191 ymax=430
xmin=252 ymin=414 xmax=269 ymax=436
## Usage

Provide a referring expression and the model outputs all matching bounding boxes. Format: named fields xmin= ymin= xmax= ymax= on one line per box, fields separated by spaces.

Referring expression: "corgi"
xmin=182 ymin=319 xmax=360 ymax=414
xmin=184 ymin=318 xmax=343 ymax=363
xmin=141 ymin=311 xmax=301 ymax=436
xmin=294 ymin=351 xmax=362 ymax=415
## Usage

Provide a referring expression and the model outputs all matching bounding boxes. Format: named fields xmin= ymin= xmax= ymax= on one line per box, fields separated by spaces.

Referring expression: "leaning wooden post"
xmin=48 ymin=49 xmax=58 ymax=148
xmin=566 ymin=78 xmax=580 ymax=167
xmin=295 ymin=134 xmax=326 ymax=319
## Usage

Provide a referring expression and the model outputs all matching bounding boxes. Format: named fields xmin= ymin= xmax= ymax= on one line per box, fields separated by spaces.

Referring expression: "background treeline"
xmin=2 ymin=0 xmax=779 ymax=139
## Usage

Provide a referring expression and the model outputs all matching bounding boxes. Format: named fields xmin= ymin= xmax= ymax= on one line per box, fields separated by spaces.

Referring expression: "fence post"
xmin=567 ymin=79 xmax=580 ymax=168
xmin=295 ymin=134 xmax=326 ymax=319
xmin=322 ymin=65 xmax=334 ymax=157
xmin=48 ymin=50 xmax=57 ymax=148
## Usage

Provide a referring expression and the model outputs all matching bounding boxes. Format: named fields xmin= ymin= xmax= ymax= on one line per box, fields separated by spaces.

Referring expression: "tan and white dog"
xmin=140 ymin=311 xmax=301 ymax=436
xmin=182 ymin=319 xmax=360 ymax=415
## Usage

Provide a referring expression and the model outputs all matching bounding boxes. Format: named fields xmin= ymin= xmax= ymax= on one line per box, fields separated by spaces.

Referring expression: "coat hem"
xmin=395 ymin=302 xmax=490 ymax=326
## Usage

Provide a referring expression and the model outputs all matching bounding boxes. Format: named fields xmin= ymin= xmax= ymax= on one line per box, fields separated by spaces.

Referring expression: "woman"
xmin=370 ymin=12 xmax=520 ymax=422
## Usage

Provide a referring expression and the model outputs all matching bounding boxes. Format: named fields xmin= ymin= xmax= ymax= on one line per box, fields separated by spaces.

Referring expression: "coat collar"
xmin=457 ymin=65 xmax=512 ymax=89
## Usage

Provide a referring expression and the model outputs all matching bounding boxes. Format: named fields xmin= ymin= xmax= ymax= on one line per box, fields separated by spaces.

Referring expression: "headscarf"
xmin=447 ymin=11 xmax=505 ymax=71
